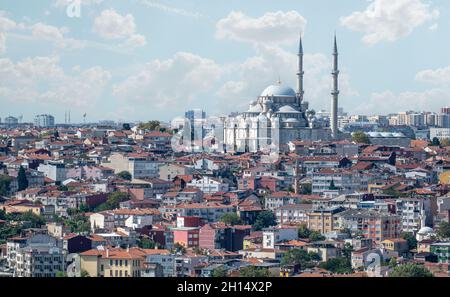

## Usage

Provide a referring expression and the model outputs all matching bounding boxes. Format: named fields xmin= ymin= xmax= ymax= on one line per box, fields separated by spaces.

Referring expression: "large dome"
xmin=260 ymin=84 xmax=296 ymax=97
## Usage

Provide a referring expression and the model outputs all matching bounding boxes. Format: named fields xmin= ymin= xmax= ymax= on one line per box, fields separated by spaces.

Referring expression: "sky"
xmin=1 ymin=0 xmax=450 ymax=123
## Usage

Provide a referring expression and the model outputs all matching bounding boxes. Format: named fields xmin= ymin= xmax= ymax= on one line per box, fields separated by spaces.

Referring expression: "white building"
xmin=34 ymin=114 xmax=55 ymax=128
xmin=102 ymin=153 xmax=160 ymax=179
xmin=145 ymin=253 xmax=176 ymax=277
xmin=430 ymin=128 xmax=450 ymax=141
xmin=263 ymin=226 xmax=298 ymax=249
xmin=186 ymin=176 xmax=229 ymax=194
xmin=37 ymin=161 xmax=67 ymax=182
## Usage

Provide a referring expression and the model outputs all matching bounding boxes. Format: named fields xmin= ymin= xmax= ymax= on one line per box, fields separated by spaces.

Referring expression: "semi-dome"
xmin=277 ymin=105 xmax=301 ymax=113
xmin=283 ymin=118 xmax=300 ymax=123
xmin=260 ymin=84 xmax=296 ymax=97
xmin=418 ymin=226 xmax=433 ymax=235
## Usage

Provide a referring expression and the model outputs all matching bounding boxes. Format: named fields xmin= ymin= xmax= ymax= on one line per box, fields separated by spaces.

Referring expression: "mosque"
xmin=222 ymin=35 xmax=341 ymax=153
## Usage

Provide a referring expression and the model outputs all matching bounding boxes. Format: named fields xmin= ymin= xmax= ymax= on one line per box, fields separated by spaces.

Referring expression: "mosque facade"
xmin=222 ymin=35 xmax=340 ymax=153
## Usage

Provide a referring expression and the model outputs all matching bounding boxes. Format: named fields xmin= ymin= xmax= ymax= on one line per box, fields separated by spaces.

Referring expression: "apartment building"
xmin=265 ymin=191 xmax=302 ymax=211
xmin=80 ymin=247 xmax=167 ymax=277
xmin=312 ymin=169 xmax=370 ymax=195
xmin=186 ymin=176 xmax=229 ymax=194
xmin=102 ymin=153 xmax=160 ymax=179
xmin=306 ymin=207 xmax=345 ymax=234
xmin=335 ymin=209 xmax=401 ymax=243
xmin=176 ymin=202 xmax=235 ymax=223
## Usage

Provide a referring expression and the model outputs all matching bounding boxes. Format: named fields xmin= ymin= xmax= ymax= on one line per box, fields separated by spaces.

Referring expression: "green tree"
xmin=0 ymin=175 xmax=12 ymax=196
xmin=117 ymin=171 xmax=132 ymax=181
xmin=173 ymin=242 xmax=186 ymax=254
xmin=401 ymin=232 xmax=417 ymax=250
xmin=341 ymin=243 xmax=353 ymax=260
xmin=329 ymin=179 xmax=339 ymax=190
xmin=20 ymin=211 xmax=45 ymax=228
xmin=64 ymin=213 xmax=90 ymax=233
xmin=352 ymin=131 xmax=370 ymax=144
xmin=300 ymin=183 xmax=312 ymax=195
xmin=436 ymin=222 xmax=450 ymax=239
xmin=252 ymin=211 xmax=276 ymax=231
xmin=95 ymin=192 xmax=130 ymax=211
xmin=80 ymin=269 xmax=90 ymax=277
xmin=389 ymin=263 xmax=433 ymax=277
xmin=138 ymin=237 xmax=159 ymax=249
xmin=388 ymin=257 xmax=398 ymax=268
xmin=431 ymin=137 xmax=441 ymax=146
xmin=319 ymin=257 xmax=353 ymax=274
xmin=58 ymin=185 xmax=69 ymax=191
xmin=298 ymin=224 xmax=311 ymax=238
xmin=297 ymin=225 xmax=325 ymax=242
xmin=139 ymin=120 xmax=161 ymax=131
xmin=17 ymin=166 xmax=29 ymax=191
xmin=55 ymin=271 xmax=68 ymax=277
xmin=239 ymin=266 xmax=271 ymax=277
xmin=280 ymin=249 xmax=321 ymax=269
xmin=211 ymin=266 xmax=228 ymax=277
xmin=220 ymin=213 xmax=242 ymax=226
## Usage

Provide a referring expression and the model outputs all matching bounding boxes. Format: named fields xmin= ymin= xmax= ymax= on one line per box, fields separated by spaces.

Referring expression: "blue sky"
xmin=1 ymin=0 xmax=450 ymax=123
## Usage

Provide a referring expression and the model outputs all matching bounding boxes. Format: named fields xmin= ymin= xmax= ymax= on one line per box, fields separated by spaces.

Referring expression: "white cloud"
xmin=0 ymin=56 xmax=111 ymax=107
xmin=0 ymin=12 xmax=16 ymax=54
xmin=54 ymin=0 xmax=104 ymax=7
xmin=139 ymin=0 xmax=202 ymax=19
xmin=125 ymin=34 xmax=147 ymax=48
xmin=94 ymin=9 xmax=136 ymax=39
xmin=93 ymin=9 xmax=147 ymax=47
xmin=112 ymin=52 xmax=222 ymax=112
xmin=215 ymin=45 xmax=358 ymax=114
xmin=216 ymin=10 xmax=306 ymax=45
xmin=353 ymin=89 xmax=450 ymax=115
xmin=415 ymin=65 xmax=450 ymax=86
xmin=31 ymin=23 xmax=85 ymax=49
xmin=340 ymin=0 xmax=439 ymax=45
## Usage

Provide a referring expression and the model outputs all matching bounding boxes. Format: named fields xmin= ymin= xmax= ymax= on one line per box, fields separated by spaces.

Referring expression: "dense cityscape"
xmin=1 ymin=98 xmax=450 ymax=278
xmin=2 ymin=0 xmax=450 ymax=283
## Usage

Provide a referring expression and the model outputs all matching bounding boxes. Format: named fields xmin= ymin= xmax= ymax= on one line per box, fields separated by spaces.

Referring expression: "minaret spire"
xmin=296 ymin=33 xmax=304 ymax=107
xmin=331 ymin=33 xmax=339 ymax=139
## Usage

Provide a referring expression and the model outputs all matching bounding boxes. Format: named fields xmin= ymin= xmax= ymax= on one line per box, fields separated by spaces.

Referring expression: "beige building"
xmin=79 ymin=247 xmax=169 ymax=277
xmin=102 ymin=153 xmax=160 ymax=179
xmin=306 ymin=207 xmax=344 ymax=234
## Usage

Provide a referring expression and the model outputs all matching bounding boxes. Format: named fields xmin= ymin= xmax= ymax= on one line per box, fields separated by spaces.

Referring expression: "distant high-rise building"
xmin=185 ymin=109 xmax=206 ymax=121
xmin=34 ymin=114 xmax=55 ymax=128
xmin=4 ymin=116 xmax=19 ymax=127
xmin=185 ymin=109 xmax=206 ymax=150
xmin=441 ymin=106 xmax=450 ymax=115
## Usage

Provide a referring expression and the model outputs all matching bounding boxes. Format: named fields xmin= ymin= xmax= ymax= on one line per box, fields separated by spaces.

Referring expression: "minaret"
xmin=296 ymin=34 xmax=304 ymax=107
xmin=331 ymin=34 xmax=339 ymax=139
